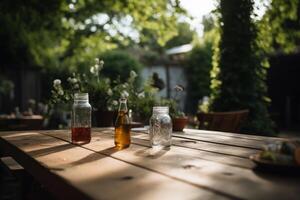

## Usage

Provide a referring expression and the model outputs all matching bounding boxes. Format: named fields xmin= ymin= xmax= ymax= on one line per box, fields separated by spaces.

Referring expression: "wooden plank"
xmin=0 ymin=131 xmax=231 ymax=200
xmin=42 ymin=129 xmax=300 ymax=200
xmin=181 ymin=129 xmax=285 ymax=142
xmin=43 ymin=129 xmax=255 ymax=169
xmin=132 ymin=128 xmax=281 ymax=150
xmin=131 ymin=132 xmax=260 ymax=158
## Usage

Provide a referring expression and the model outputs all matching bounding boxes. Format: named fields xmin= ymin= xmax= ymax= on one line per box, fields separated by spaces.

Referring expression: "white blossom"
xmin=104 ymin=78 xmax=110 ymax=84
xmin=107 ymin=88 xmax=113 ymax=96
xmin=112 ymin=100 xmax=118 ymax=106
xmin=53 ymin=79 xmax=61 ymax=87
xmin=74 ymin=83 xmax=80 ymax=89
xmin=122 ymin=83 xmax=128 ymax=89
xmin=58 ymin=89 xmax=64 ymax=96
xmin=174 ymin=84 xmax=184 ymax=92
xmin=121 ymin=91 xmax=129 ymax=98
xmin=138 ymin=92 xmax=145 ymax=99
xmin=130 ymin=70 xmax=137 ymax=79
xmin=99 ymin=60 xmax=104 ymax=67
xmin=71 ymin=78 xmax=78 ymax=84
xmin=90 ymin=66 xmax=97 ymax=75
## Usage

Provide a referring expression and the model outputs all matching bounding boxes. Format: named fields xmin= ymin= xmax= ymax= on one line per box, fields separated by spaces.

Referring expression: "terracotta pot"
xmin=172 ymin=117 xmax=188 ymax=132
xmin=93 ymin=110 xmax=117 ymax=127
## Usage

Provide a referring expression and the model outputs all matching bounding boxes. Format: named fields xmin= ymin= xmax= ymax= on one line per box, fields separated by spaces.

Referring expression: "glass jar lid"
xmin=153 ymin=106 xmax=169 ymax=114
xmin=74 ymin=93 xmax=89 ymax=101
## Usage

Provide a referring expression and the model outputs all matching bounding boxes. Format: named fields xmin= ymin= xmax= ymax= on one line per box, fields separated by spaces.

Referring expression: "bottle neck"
xmin=118 ymin=99 xmax=128 ymax=112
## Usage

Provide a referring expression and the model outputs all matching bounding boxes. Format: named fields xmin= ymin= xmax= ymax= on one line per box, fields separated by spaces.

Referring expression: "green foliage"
xmin=165 ymin=22 xmax=195 ymax=49
xmin=185 ymin=31 xmax=215 ymax=114
xmin=0 ymin=0 xmax=186 ymax=71
xmin=0 ymin=75 xmax=14 ymax=95
xmin=0 ymin=0 xmax=65 ymax=67
xmin=210 ymin=0 xmax=275 ymax=135
xmin=101 ymin=50 xmax=142 ymax=83
xmin=258 ymin=0 xmax=300 ymax=54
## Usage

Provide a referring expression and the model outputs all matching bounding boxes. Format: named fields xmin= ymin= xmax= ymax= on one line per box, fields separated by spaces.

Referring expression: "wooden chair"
xmin=197 ymin=110 xmax=249 ymax=133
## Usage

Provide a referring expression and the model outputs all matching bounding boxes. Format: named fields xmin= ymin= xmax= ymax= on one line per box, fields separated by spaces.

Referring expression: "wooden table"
xmin=0 ymin=128 xmax=299 ymax=200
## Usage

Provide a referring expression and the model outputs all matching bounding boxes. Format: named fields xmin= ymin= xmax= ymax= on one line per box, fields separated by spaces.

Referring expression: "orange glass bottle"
xmin=114 ymin=98 xmax=131 ymax=149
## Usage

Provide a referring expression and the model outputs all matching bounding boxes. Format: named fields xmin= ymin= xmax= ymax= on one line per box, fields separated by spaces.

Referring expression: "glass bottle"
xmin=71 ymin=93 xmax=92 ymax=144
xmin=114 ymin=98 xmax=131 ymax=149
xmin=149 ymin=106 xmax=172 ymax=148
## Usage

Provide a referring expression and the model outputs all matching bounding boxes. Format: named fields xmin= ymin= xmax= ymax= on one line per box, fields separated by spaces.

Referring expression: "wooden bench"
xmin=197 ymin=110 xmax=249 ymax=133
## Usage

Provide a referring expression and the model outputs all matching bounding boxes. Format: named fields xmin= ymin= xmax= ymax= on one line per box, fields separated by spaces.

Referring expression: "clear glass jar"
xmin=71 ymin=93 xmax=92 ymax=144
xmin=149 ymin=106 xmax=172 ymax=148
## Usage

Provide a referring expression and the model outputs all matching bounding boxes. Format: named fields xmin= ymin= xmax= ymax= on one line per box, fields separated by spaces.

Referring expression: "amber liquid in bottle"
xmin=115 ymin=99 xmax=131 ymax=149
xmin=71 ymin=127 xmax=91 ymax=145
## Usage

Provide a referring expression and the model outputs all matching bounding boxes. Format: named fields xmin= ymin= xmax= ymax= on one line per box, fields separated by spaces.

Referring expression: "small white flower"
xmin=90 ymin=66 xmax=96 ymax=75
xmin=104 ymin=78 xmax=110 ymax=84
xmin=122 ymin=83 xmax=128 ymax=89
xmin=53 ymin=79 xmax=61 ymax=87
xmin=74 ymin=84 xmax=79 ymax=89
xmin=58 ymin=89 xmax=64 ymax=96
xmin=95 ymin=58 xmax=100 ymax=64
xmin=121 ymin=91 xmax=129 ymax=98
xmin=67 ymin=77 xmax=72 ymax=82
xmin=112 ymin=100 xmax=118 ymax=106
xmin=99 ymin=60 xmax=104 ymax=67
xmin=71 ymin=78 xmax=78 ymax=84
xmin=107 ymin=88 xmax=113 ymax=96
xmin=174 ymin=84 xmax=184 ymax=92
xmin=130 ymin=70 xmax=137 ymax=79
xmin=138 ymin=92 xmax=145 ymax=99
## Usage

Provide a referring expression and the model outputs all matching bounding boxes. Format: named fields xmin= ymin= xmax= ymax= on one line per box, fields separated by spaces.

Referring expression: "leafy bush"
xmin=101 ymin=50 xmax=143 ymax=84
xmin=185 ymin=41 xmax=213 ymax=114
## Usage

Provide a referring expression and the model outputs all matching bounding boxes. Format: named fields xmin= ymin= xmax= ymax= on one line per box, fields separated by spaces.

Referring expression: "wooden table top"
xmin=0 ymin=128 xmax=299 ymax=200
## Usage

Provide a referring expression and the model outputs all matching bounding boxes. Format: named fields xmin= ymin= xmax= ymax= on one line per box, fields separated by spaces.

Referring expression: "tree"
xmin=165 ymin=22 xmax=195 ymax=49
xmin=210 ymin=0 xmax=274 ymax=135
xmin=0 ymin=0 xmax=186 ymax=71
xmin=259 ymin=0 xmax=300 ymax=53
xmin=184 ymin=18 xmax=217 ymax=114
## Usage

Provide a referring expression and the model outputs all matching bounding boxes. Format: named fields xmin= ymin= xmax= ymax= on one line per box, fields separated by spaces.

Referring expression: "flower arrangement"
xmin=160 ymin=84 xmax=187 ymax=131
xmin=51 ymin=59 xmax=119 ymax=111
xmin=163 ymin=85 xmax=186 ymax=118
xmin=50 ymin=58 xmax=158 ymax=123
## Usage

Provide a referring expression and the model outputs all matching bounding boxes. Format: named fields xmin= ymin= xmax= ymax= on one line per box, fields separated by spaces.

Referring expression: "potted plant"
xmin=162 ymin=85 xmax=188 ymax=132
xmin=50 ymin=59 xmax=120 ymax=127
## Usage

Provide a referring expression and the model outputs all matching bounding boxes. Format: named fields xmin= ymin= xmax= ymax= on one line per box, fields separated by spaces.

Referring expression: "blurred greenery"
xmin=0 ymin=0 xmax=186 ymax=71
xmin=258 ymin=0 xmax=300 ymax=54
xmin=165 ymin=22 xmax=195 ymax=49
xmin=1 ymin=0 xmax=300 ymax=133
xmin=184 ymin=17 xmax=216 ymax=114
xmin=101 ymin=50 xmax=142 ymax=83
xmin=0 ymin=75 xmax=14 ymax=95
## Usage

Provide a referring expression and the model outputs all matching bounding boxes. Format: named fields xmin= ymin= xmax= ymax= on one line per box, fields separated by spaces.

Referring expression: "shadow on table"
xmin=67 ymin=146 xmax=125 ymax=167
xmin=135 ymin=147 xmax=170 ymax=159
xmin=252 ymin=166 xmax=300 ymax=180
xmin=27 ymin=143 xmax=74 ymax=157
